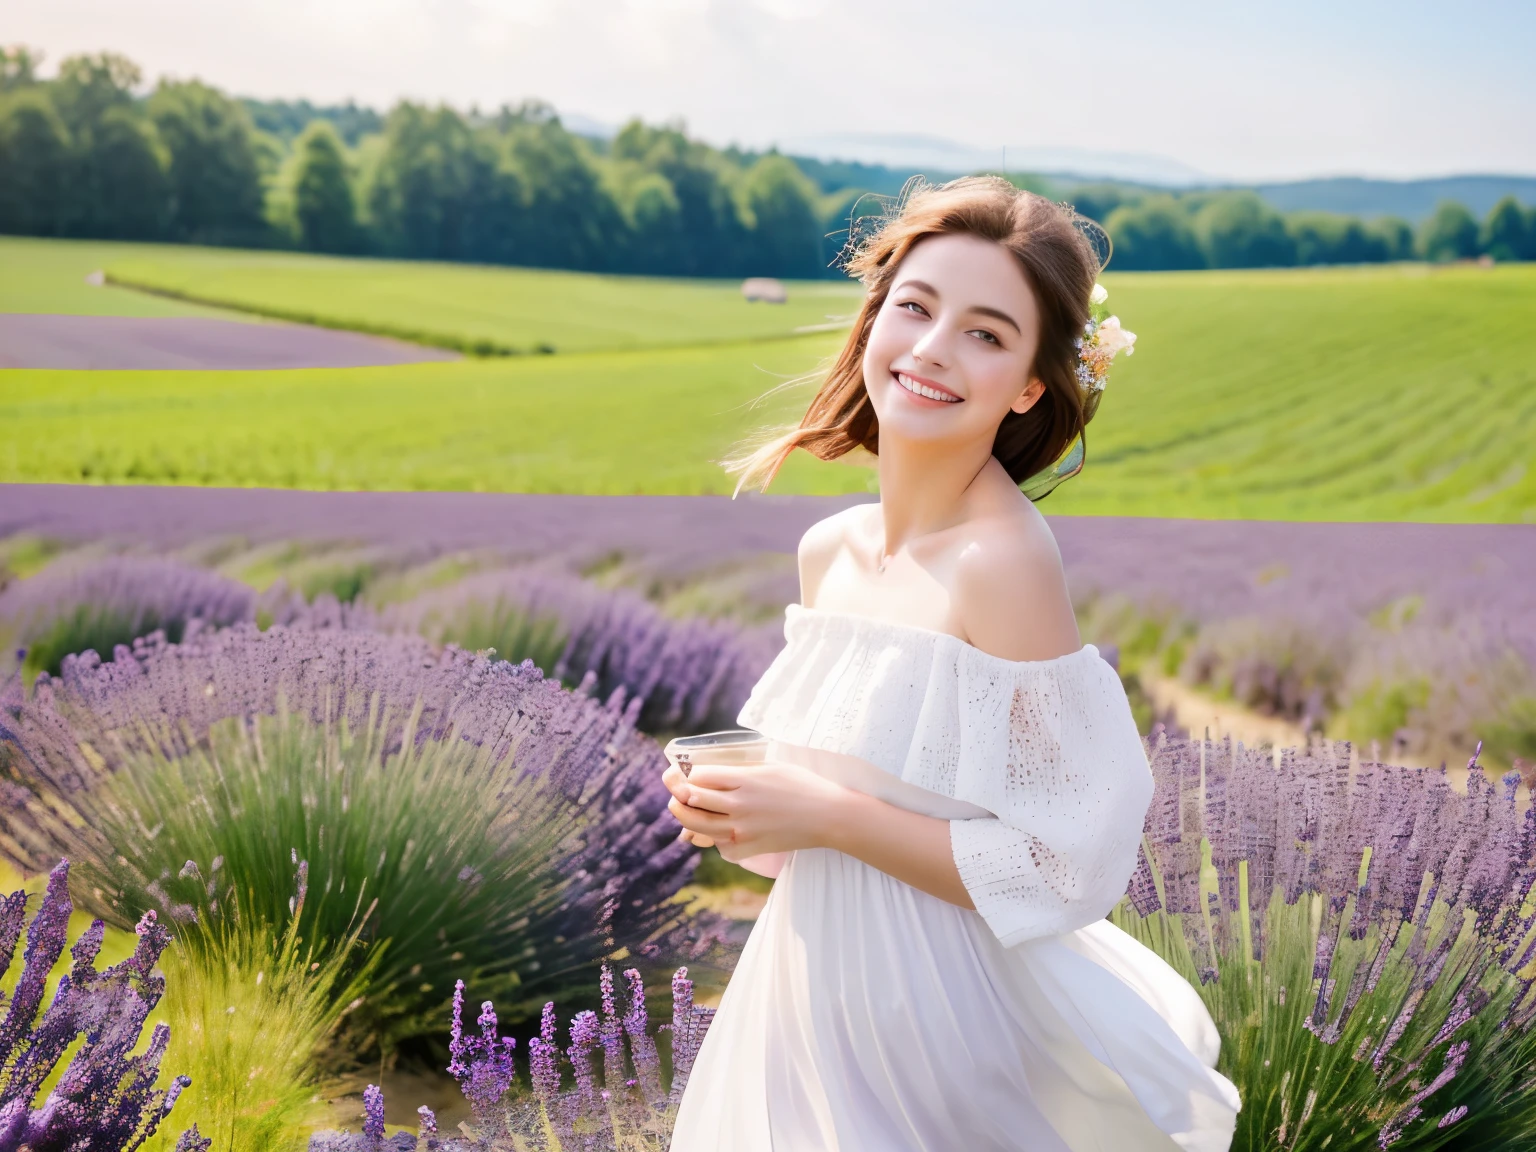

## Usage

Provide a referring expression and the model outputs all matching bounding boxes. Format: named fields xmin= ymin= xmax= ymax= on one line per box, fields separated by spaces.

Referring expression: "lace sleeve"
xmin=946 ymin=649 xmax=1153 ymax=948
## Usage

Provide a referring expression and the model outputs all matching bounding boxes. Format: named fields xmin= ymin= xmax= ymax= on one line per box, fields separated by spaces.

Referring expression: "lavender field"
xmin=5 ymin=484 xmax=1533 ymax=769
xmin=0 ymin=485 xmax=1533 ymax=1148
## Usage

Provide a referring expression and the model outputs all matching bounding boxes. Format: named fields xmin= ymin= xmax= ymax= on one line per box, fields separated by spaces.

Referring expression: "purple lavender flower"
xmin=363 ymin=1084 xmax=385 ymax=1143
xmin=1438 ymin=1105 xmax=1468 ymax=1128
xmin=0 ymin=860 xmax=196 ymax=1150
xmin=665 ymin=965 xmax=715 ymax=1099
xmin=389 ymin=565 xmax=784 ymax=734
xmin=1123 ymin=734 xmax=1536 ymax=1149
xmin=0 ymin=555 xmax=255 ymax=678
xmin=446 ymin=983 xmax=518 ymax=1121
xmin=567 ymin=1008 xmax=601 ymax=1107
xmin=305 ymin=966 xmax=707 ymax=1151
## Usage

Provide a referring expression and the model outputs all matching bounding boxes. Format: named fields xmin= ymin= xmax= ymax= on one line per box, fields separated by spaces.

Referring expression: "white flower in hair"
xmin=1090 ymin=283 xmax=1108 ymax=305
xmin=1095 ymin=315 xmax=1136 ymax=358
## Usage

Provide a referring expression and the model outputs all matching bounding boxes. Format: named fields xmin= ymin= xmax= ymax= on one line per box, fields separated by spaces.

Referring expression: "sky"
xmin=7 ymin=0 xmax=1534 ymax=182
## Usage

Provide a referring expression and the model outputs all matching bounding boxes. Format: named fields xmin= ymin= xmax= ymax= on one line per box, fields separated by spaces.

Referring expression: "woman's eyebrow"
xmin=967 ymin=304 xmax=1021 ymax=334
xmin=891 ymin=278 xmax=1021 ymax=334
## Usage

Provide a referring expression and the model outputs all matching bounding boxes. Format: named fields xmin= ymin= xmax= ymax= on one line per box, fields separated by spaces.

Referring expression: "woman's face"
xmin=861 ymin=231 xmax=1043 ymax=451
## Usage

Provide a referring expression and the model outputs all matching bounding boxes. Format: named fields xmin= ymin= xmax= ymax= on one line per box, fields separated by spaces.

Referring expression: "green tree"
xmin=149 ymin=79 xmax=266 ymax=242
xmin=1419 ymin=200 xmax=1480 ymax=262
xmin=1068 ymin=183 xmax=1132 ymax=225
xmin=44 ymin=53 xmax=170 ymax=239
xmin=505 ymin=114 xmax=624 ymax=270
xmin=1103 ymin=197 xmax=1205 ymax=270
xmin=0 ymin=45 xmax=42 ymax=92
xmin=367 ymin=102 xmax=525 ymax=263
xmin=605 ymin=162 xmax=684 ymax=273
xmin=612 ymin=121 xmax=749 ymax=275
xmin=1366 ymin=217 xmax=1416 ymax=261
xmin=1481 ymin=196 xmax=1530 ymax=261
xmin=51 ymin=52 xmax=139 ymax=133
xmin=740 ymin=153 xmax=824 ymax=278
xmin=0 ymin=90 xmax=71 ymax=234
xmin=1194 ymin=192 xmax=1296 ymax=268
xmin=1287 ymin=211 xmax=1389 ymax=265
xmin=85 ymin=108 xmax=170 ymax=238
xmin=292 ymin=120 xmax=358 ymax=253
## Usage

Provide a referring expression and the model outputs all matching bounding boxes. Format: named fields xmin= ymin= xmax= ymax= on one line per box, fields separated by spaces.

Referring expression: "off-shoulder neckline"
xmin=786 ymin=603 xmax=1099 ymax=670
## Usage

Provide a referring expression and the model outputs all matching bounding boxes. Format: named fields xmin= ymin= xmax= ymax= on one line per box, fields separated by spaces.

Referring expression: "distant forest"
xmin=2 ymin=48 xmax=1534 ymax=278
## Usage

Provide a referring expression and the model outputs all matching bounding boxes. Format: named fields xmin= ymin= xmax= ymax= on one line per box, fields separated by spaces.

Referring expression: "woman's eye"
xmin=970 ymin=330 xmax=1000 ymax=345
xmin=898 ymin=300 xmax=926 ymax=315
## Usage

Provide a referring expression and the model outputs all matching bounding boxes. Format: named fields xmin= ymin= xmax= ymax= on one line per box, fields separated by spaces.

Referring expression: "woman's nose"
xmin=911 ymin=323 xmax=952 ymax=366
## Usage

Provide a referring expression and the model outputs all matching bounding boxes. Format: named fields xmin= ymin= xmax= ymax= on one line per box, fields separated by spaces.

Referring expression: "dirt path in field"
xmin=0 ymin=314 xmax=458 ymax=369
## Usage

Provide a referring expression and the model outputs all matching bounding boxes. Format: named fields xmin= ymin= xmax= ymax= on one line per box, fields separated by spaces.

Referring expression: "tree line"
xmin=2 ymin=47 xmax=1533 ymax=279
xmin=1060 ymin=183 xmax=1536 ymax=270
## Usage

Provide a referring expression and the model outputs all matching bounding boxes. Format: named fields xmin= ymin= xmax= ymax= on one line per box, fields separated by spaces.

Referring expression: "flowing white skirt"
xmin=670 ymin=846 xmax=1240 ymax=1152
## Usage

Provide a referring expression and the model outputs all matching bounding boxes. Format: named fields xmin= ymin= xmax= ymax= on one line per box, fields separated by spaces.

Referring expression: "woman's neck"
xmin=873 ymin=434 xmax=995 ymax=559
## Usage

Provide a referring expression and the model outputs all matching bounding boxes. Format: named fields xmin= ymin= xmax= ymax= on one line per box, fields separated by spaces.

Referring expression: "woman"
xmin=664 ymin=176 xmax=1240 ymax=1151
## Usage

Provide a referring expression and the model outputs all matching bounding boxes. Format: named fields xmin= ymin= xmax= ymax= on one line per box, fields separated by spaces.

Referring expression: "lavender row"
xmin=5 ymin=489 xmax=1530 ymax=646
xmin=1 ymin=552 xmax=784 ymax=738
xmin=0 ymin=555 xmax=255 ymax=678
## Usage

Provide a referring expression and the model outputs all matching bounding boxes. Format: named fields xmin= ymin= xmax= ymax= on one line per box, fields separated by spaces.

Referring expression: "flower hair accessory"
xmin=1075 ymin=283 xmax=1136 ymax=395
xmin=1018 ymin=283 xmax=1136 ymax=502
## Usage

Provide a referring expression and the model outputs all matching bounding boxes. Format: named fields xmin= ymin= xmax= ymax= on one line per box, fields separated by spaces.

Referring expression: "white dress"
xmin=670 ymin=606 xmax=1240 ymax=1152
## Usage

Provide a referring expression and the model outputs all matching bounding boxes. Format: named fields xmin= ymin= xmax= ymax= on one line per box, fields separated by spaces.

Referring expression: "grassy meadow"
xmin=98 ymin=240 xmax=864 ymax=355
xmin=2 ymin=237 xmax=1533 ymax=520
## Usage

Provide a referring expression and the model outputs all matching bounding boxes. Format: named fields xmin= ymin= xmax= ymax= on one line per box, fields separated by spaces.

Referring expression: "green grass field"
xmin=94 ymin=240 xmax=862 ymax=355
xmin=2 ymin=238 xmax=1533 ymax=520
xmin=0 ymin=238 xmax=238 ymax=318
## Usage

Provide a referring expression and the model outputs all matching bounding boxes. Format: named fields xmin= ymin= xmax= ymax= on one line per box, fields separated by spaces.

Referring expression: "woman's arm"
xmin=819 ymin=788 xmax=975 ymax=909
xmin=664 ymin=760 xmax=975 ymax=910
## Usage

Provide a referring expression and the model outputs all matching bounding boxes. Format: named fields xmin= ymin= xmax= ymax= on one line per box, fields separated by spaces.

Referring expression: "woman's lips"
xmin=893 ymin=371 xmax=962 ymax=403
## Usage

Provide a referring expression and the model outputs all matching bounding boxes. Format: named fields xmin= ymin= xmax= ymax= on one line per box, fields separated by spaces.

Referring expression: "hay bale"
xmin=741 ymin=277 xmax=787 ymax=304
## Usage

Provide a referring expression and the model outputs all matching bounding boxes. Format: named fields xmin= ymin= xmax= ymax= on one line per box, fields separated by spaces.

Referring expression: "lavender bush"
xmin=312 ymin=964 xmax=715 ymax=1151
xmin=0 ymin=624 xmax=728 ymax=1053
xmin=1076 ymin=590 xmax=1536 ymax=771
xmin=1116 ymin=734 xmax=1536 ymax=1149
xmin=0 ymin=556 xmax=254 ymax=679
xmin=388 ymin=567 xmax=782 ymax=735
xmin=0 ymin=858 xmax=204 ymax=1151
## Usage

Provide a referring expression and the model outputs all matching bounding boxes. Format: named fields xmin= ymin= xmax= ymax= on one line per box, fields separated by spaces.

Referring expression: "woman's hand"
xmin=661 ymin=758 xmax=848 ymax=862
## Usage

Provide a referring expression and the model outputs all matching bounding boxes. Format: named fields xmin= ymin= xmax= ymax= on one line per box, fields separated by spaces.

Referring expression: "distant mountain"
xmin=559 ymin=111 xmax=618 ymax=140
xmin=1240 ymin=175 xmax=1536 ymax=223
xmin=773 ymin=132 xmax=1208 ymax=188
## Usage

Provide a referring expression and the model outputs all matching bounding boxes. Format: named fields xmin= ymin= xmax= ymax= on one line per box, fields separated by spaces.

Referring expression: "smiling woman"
xmin=730 ymin=177 xmax=1110 ymax=501
xmin=673 ymin=177 xmax=1236 ymax=1152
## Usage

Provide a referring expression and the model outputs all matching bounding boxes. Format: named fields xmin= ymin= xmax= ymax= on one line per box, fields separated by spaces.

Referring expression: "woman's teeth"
xmin=895 ymin=372 xmax=960 ymax=403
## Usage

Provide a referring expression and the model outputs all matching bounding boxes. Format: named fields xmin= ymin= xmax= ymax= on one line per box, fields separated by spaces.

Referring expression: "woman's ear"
xmin=1010 ymin=377 xmax=1046 ymax=415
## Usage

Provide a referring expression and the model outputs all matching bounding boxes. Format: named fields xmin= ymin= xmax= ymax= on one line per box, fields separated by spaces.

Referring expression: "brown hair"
xmin=730 ymin=175 xmax=1106 ymax=495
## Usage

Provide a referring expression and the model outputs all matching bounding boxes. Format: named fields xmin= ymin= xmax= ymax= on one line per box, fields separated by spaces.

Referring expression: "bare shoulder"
xmin=951 ymin=506 xmax=1080 ymax=663
xmin=796 ymin=503 xmax=871 ymax=607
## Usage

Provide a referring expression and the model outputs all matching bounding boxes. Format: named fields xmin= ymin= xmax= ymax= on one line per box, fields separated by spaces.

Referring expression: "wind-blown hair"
xmin=729 ymin=175 xmax=1107 ymax=495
